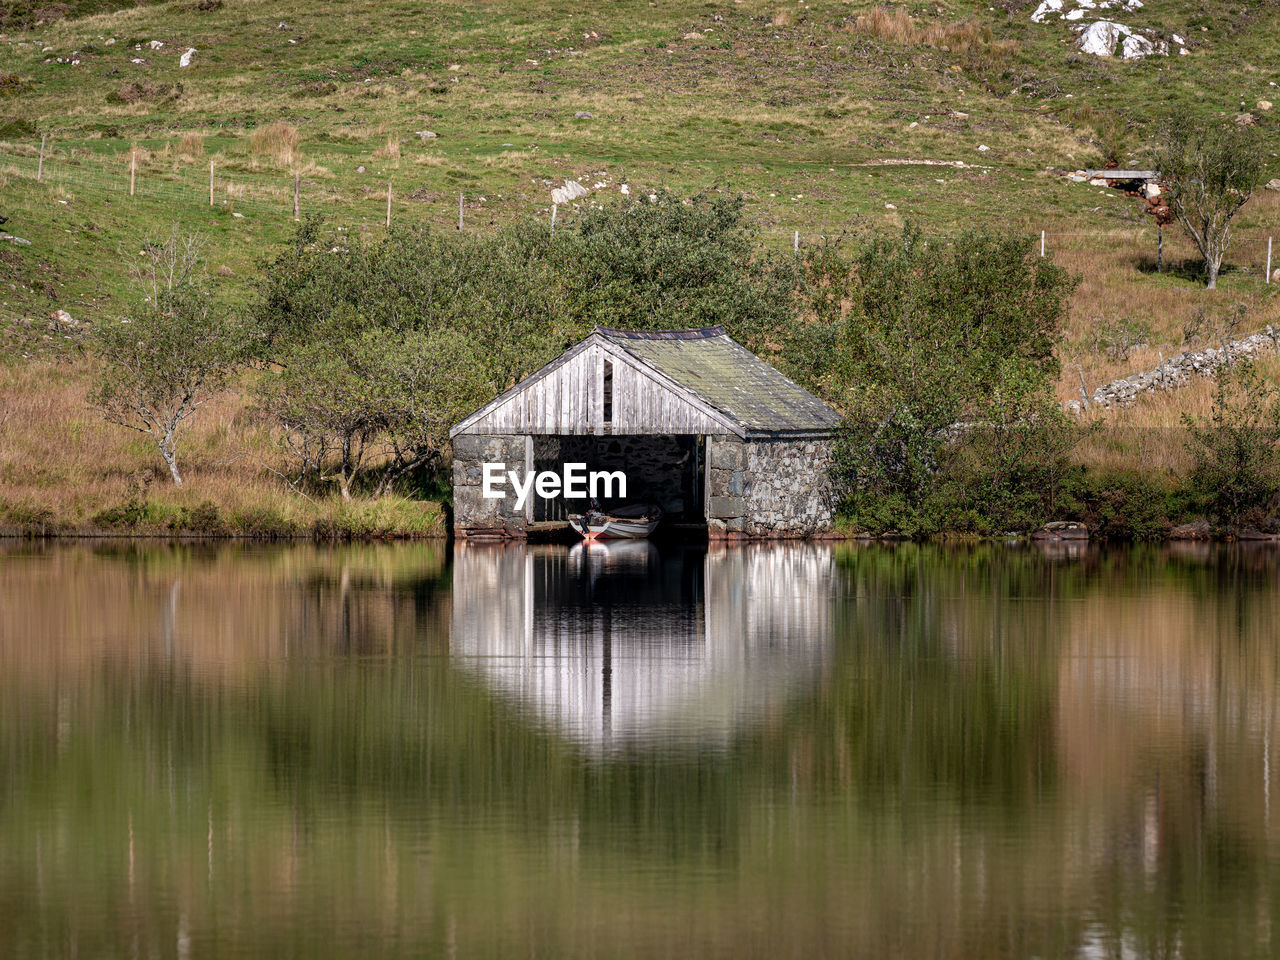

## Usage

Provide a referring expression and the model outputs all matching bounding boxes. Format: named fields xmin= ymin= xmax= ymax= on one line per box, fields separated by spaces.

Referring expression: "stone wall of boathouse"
xmin=452 ymin=434 xmax=529 ymax=538
xmin=704 ymin=435 xmax=835 ymax=539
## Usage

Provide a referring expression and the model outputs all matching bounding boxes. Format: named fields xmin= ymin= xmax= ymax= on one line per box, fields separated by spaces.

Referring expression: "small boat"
xmin=568 ymin=503 xmax=662 ymax=541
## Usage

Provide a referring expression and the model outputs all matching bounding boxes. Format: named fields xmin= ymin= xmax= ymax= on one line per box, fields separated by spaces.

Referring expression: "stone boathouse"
xmin=450 ymin=325 xmax=841 ymax=539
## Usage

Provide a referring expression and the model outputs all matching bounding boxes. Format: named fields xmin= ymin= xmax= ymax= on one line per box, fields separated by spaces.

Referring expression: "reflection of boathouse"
xmin=449 ymin=543 xmax=837 ymax=751
xmin=449 ymin=326 xmax=841 ymax=539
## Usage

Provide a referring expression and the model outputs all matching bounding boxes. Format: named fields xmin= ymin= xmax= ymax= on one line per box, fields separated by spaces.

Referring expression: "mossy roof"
xmin=597 ymin=326 xmax=840 ymax=435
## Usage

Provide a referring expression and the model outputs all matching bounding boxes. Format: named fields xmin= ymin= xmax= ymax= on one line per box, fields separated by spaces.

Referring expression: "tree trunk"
xmin=1204 ymin=226 xmax=1226 ymax=289
xmin=1206 ymin=257 xmax=1221 ymax=290
xmin=159 ymin=439 xmax=183 ymax=486
xmin=339 ymin=437 xmax=354 ymax=501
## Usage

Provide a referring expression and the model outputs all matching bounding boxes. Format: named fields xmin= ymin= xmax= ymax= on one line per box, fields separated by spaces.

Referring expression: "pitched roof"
xmin=450 ymin=325 xmax=841 ymax=438
xmin=596 ymin=326 xmax=840 ymax=435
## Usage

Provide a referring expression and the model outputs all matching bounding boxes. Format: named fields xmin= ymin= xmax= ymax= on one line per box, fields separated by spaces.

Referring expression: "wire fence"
xmin=4 ymin=137 xmax=1278 ymax=404
xmin=4 ymin=138 xmax=1276 ymax=275
xmin=0 ymin=139 xmax=391 ymax=220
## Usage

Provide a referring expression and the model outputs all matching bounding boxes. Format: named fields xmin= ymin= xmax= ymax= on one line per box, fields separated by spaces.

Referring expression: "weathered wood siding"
xmin=461 ymin=342 xmax=736 ymax=436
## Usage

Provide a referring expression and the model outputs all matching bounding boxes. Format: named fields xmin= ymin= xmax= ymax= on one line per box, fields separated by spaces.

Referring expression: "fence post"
xmin=551 ymin=202 xmax=557 ymax=236
xmin=1157 ymin=225 xmax=1163 ymax=274
xmin=1077 ymin=367 xmax=1090 ymax=411
xmin=1158 ymin=351 xmax=1164 ymax=389
xmin=1267 ymin=236 xmax=1273 ymax=283
xmin=458 ymin=193 xmax=464 ymax=231
xmin=386 ymin=180 xmax=392 ymax=228
xmin=129 ymin=149 xmax=136 ymax=197
xmin=793 ymin=230 xmax=799 ymax=254
xmin=1040 ymin=229 xmax=1045 ymax=258
xmin=293 ymin=171 xmax=300 ymax=219
xmin=209 ymin=161 xmax=214 ymax=207
xmin=37 ymin=134 xmax=45 ymax=182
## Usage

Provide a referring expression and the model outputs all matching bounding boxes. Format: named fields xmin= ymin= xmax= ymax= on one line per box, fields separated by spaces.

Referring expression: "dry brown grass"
xmin=0 ymin=361 xmax=444 ymax=535
xmin=250 ymin=121 xmax=300 ymax=168
xmin=1042 ymin=216 xmax=1280 ymax=400
xmin=0 ymin=362 xmax=307 ymax=528
xmin=847 ymin=6 xmax=1017 ymax=66
xmin=1068 ymin=353 xmax=1280 ymax=474
xmin=177 ymin=131 xmax=204 ymax=160
xmin=770 ymin=9 xmax=793 ymax=28
xmin=373 ymin=134 xmax=400 ymax=163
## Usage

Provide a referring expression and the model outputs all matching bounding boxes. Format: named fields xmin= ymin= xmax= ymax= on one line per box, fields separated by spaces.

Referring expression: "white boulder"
xmin=551 ymin=179 xmax=589 ymax=205
xmin=1031 ymin=0 xmax=1063 ymax=23
xmin=1078 ymin=21 xmax=1129 ymax=57
xmin=179 ymin=47 xmax=196 ymax=67
xmin=1121 ymin=34 xmax=1167 ymax=59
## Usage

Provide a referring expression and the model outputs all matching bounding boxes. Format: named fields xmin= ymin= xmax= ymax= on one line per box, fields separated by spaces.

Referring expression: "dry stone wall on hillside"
xmin=1066 ymin=327 xmax=1280 ymax=413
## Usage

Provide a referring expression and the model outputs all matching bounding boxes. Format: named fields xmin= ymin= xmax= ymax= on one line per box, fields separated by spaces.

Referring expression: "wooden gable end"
xmin=451 ymin=336 xmax=741 ymax=437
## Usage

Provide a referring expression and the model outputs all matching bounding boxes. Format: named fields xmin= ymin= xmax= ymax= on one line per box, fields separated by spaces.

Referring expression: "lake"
xmin=1 ymin=539 xmax=1278 ymax=958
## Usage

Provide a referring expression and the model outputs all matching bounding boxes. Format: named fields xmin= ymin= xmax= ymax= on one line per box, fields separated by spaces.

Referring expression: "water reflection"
xmin=450 ymin=542 xmax=836 ymax=751
xmin=0 ymin=540 xmax=1278 ymax=958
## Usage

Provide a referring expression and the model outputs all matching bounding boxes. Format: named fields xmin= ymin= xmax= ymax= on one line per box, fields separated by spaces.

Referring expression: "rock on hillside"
xmin=1031 ymin=0 xmax=1185 ymax=59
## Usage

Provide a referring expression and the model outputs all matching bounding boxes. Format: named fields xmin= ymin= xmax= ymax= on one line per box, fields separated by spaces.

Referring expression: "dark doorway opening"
xmin=531 ymin=434 xmax=706 ymax=526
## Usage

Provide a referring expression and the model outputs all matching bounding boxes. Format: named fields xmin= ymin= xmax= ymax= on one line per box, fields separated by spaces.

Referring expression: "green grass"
xmin=1 ymin=0 xmax=1276 ymax=330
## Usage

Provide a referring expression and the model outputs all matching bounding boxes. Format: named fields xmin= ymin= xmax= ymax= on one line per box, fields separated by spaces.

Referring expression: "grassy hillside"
xmin=1 ymin=0 xmax=1279 ymax=534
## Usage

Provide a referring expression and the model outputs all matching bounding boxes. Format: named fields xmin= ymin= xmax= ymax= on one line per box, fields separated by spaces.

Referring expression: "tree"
xmin=252 ymin=200 xmax=794 ymax=384
xmin=257 ymin=327 xmax=491 ymax=500
xmin=560 ymin=190 xmax=795 ymax=350
xmin=90 ymin=286 xmax=240 ymax=486
xmin=941 ymin=363 xmax=1081 ymax=532
xmin=1183 ymin=359 xmax=1280 ymax=532
xmin=790 ymin=225 xmax=1074 ymax=531
xmin=130 ymin=222 xmax=206 ymax=306
xmin=250 ymin=219 xmax=574 ymax=390
xmin=1151 ymin=112 xmax=1267 ymax=289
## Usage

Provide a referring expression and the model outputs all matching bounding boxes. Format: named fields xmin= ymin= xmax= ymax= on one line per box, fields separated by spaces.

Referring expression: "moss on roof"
xmin=597 ymin=326 xmax=840 ymax=435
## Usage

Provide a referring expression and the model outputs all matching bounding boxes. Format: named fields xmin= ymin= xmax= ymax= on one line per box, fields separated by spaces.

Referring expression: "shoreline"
xmin=2 ymin=523 xmax=1273 ymax=545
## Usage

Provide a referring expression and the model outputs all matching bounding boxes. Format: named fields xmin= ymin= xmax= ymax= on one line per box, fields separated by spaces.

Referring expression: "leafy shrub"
xmin=0 ymin=500 xmax=58 ymax=532
xmin=797 ymin=224 xmax=1075 ymax=533
xmin=1059 ymin=469 xmax=1197 ymax=541
xmin=1183 ymin=360 xmax=1280 ymax=532
xmin=1090 ymin=317 xmax=1152 ymax=362
xmin=91 ymin=498 xmax=152 ymax=528
xmin=0 ymin=117 xmax=36 ymax=139
xmin=164 ymin=499 xmax=224 ymax=534
xmin=228 ymin=506 xmax=298 ymax=538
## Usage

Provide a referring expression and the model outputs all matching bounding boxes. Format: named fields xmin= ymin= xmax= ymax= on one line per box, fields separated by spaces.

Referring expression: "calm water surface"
xmin=1 ymin=540 xmax=1278 ymax=958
